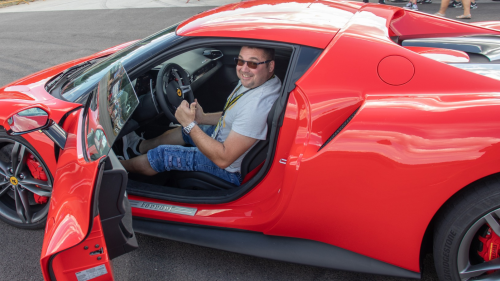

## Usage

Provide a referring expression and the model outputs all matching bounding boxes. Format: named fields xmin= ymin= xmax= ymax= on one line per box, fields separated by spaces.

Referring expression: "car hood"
xmin=0 ymin=40 xmax=138 ymax=103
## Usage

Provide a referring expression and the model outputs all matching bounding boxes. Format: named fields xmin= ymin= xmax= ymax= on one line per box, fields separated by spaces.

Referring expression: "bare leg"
xmin=138 ymin=126 xmax=185 ymax=153
xmin=461 ymin=0 xmax=471 ymax=16
xmin=120 ymin=155 xmax=157 ymax=176
xmin=438 ymin=0 xmax=449 ymax=14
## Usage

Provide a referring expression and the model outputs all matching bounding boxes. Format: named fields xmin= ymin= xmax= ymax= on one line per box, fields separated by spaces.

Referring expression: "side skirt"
xmin=132 ymin=218 xmax=421 ymax=279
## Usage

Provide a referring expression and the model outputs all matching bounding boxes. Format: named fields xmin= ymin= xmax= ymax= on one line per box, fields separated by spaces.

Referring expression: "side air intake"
xmin=318 ymin=108 xmax=359 ymax=152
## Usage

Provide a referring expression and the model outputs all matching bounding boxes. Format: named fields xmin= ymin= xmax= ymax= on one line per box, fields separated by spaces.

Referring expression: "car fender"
xmin=265 ymin=12 xmax=500 ymax=272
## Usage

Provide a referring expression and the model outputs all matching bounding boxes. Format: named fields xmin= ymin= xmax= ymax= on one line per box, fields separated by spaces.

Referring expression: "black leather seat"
xmin=174 ymin=101 xmax=279 ymax=190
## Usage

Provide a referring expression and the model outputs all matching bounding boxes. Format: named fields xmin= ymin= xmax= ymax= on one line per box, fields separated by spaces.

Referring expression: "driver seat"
xmin=173 ymin=101 xmax=279 ymax=190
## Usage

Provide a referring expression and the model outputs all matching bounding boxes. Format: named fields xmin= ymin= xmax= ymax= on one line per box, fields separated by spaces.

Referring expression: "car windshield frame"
xmin=61 ymin=23 xmax=182 ymax=103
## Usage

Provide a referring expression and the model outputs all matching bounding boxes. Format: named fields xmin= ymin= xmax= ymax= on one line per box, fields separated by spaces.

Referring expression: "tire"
xmin=0 ymin=129 xmax=52 ymax=229
xmin=434 ymin=174 xmax=500 ymax=281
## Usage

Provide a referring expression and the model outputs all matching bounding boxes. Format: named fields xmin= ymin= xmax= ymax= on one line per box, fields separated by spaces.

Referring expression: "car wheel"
xmin=0 ymin=130 xmax=52 ymax=229
xmin=434 ymin=174 xmax=500 ymax=281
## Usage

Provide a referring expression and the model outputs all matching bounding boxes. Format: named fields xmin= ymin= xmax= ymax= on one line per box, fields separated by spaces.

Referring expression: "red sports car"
xmin=1 ymin=1 xmax=500 ymax=280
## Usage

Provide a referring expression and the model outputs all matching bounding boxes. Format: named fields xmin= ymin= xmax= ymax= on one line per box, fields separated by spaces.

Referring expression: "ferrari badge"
xmin=10 ymin=177 xmax=18 ymax=186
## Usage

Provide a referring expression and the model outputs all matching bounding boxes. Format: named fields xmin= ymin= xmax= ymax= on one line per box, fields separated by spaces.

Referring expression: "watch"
xmin=183 ymin=121 xmax=197 ymax=135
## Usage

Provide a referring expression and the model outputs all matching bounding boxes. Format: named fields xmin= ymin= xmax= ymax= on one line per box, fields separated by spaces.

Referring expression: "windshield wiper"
xmin=46 ymin=60 xmax=94 ymax=93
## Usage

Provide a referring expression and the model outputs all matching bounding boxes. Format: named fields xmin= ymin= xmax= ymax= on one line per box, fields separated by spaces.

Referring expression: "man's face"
xmin=236 ymin=47 xmax=275 ymax=89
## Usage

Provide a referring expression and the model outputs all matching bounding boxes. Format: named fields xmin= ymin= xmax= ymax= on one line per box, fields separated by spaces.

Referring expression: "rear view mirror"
xmin=7 ymin=108 xmax=49 ymax=134
xmin=6 ymin=107 xmax=67 ymax=150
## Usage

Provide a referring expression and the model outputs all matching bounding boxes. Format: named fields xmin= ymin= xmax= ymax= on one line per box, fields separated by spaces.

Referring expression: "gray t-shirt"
xmin=211 ymin=75 xmax=282 ymax=173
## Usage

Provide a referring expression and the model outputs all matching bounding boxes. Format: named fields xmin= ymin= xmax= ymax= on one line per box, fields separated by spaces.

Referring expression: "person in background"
xmin=405 ymin=0 xmax=418 ymax=10
xmin=363 ymin=0 xmax=386 ymax=4
xmin=416 ymin=0 xmax=432 ymax=5
xmin=434 ymin=0 xmax=472 ymax=19
xmin=450 ymin=0 xmax=477 ymax=10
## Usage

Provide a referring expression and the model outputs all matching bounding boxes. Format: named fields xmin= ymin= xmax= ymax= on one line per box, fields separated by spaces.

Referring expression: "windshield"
xmin=85 ymin=62 xmax=139 ymax=161
xmin=62 ymin=24 xmax=179 ymax=102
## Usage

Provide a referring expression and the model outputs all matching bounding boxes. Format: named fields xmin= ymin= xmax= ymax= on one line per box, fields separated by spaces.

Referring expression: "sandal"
xmin=434 ymin=12 xmax=445 ymax=17
xmin=456 ymin=14 xmax=472 ymax=19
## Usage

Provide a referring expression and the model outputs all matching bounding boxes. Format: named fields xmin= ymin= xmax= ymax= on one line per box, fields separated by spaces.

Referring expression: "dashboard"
xmin=129 ymin=48 xmax=224 ymax=126
xmin=134 ymin=48 xmax=223 ymax=95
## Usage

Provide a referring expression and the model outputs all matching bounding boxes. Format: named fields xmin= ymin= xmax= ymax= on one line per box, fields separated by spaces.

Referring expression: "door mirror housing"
xmin=6 ymin=107 xmax=49 ymax=134
xmin=5 ymin=107 xmax=67 ymax=150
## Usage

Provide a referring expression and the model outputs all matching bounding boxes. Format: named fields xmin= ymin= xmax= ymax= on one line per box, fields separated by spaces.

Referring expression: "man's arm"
xmin=176 ymin=100 xmax=256 ymax=169
xmin=189 ymin=126 xmax=256 ymax=169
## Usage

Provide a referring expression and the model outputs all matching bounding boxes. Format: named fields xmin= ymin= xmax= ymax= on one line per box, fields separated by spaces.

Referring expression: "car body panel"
xmin=472 ymin=21 xmax=500 ymax=31
xmin=264 ymin=14 xmax=500 ymax=271
xmin=0 ymin=98 xmax=79 ymax=178
xmin=177 ymin=0 xmax=500 ymax=50
xmin=46 ymin=216 xmax=113 ymax=281
xmin=389 ymin=9 xmax=500 ymax=40
xmin=39 ymin=109 xmax=114 ymax=280
xmin=132 ymin=6 xmax=500 ymax=273
xmin=176 ymin=0 xmax=360 ymax=49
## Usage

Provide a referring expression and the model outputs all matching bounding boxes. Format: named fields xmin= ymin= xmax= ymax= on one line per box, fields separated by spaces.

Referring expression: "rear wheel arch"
xmin=418 ymin=172 xmax=500 ymax=278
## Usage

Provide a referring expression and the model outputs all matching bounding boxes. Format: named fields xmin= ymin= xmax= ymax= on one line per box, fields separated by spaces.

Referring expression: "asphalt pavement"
xmin=0 ymin=1 xmax=499 ymax=281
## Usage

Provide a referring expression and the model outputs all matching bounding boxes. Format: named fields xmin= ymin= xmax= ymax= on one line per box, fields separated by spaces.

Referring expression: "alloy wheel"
xmin=0 ymin=139 xmax=52 ymax=226
xmin=457 ymin=208 xmax=500 ymax=280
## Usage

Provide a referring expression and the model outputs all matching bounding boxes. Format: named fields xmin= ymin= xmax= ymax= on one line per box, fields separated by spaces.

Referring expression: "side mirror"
xmin=6 ymin=107 xmax=67 ymax=150
xmin=7 ymin=108 xmax=49 ymax=134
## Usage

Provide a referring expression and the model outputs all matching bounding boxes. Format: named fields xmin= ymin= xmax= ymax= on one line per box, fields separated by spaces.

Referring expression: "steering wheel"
xmin=155 ymin=63 xmax=194 ymax=122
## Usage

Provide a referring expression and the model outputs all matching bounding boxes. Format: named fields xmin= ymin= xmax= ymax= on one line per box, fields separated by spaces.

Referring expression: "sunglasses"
xmin=234 ymin=58 xmax=272 ymax=69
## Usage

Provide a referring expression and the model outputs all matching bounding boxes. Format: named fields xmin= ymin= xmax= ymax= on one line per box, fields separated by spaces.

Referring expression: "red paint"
xmin=390 ymin=9 xmax=500 ymax=40
xmin=377 ymin=55 xmax=415 ymax=86
xmin=176 ymin=0 xmax=359 ymax=49
xmin=39 ymin=110 xmax=108 ymax=281
xmin=1 ymin=1 xmax=500 ymax=279
xmin=47 ymin=216 xmax=114 ymax=281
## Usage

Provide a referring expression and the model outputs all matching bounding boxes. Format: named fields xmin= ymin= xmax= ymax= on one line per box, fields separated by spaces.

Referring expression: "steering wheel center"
xmin=155 ymin=63 xmax=194 ymax=123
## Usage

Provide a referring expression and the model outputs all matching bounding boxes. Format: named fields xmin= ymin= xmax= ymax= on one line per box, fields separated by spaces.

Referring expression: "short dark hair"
xmin=242 ymin=46 xmax=275 ymax=61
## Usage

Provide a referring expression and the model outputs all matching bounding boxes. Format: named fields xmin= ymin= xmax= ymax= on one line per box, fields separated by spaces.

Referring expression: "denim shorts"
xmin=146 ymin=125 xmax=242 ymax=186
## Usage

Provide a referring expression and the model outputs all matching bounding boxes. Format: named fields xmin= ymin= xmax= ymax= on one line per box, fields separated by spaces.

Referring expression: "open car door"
xmin=40 ymin=62 xmax=139 ymax=280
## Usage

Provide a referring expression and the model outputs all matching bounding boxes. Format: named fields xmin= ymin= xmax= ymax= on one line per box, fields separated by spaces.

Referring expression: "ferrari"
xmin=1 ymin=0 xmax=500 ymax=280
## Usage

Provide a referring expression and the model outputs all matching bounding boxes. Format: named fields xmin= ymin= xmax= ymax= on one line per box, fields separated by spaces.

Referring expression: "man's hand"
xmin=194 ymin=98 xmax=206 ymax=124
xmin=175 ymin=100 xmax=196 ymax=127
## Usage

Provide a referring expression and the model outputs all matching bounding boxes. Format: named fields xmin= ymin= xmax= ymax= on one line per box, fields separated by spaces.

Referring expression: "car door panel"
xmin=40 ymin=113 xmax=109 ymax=280
xmin=48 ymin=216 xmax=113 ymax=281
xmin=40 ymin=110 xmax=137 ymax=281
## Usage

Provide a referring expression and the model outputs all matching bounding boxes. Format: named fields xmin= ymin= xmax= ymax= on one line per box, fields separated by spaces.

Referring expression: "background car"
xmin=1 ymin=0 xmax=500 ymax=280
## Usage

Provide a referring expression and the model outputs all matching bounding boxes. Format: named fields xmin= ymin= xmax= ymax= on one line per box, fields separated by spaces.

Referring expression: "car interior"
xmin=112 ymin=45 xmax=294 ymax=200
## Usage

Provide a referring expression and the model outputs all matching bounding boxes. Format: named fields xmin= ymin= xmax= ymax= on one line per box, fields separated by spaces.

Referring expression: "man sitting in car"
xmin=120 ymin=46 xmax=281 ymax=186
